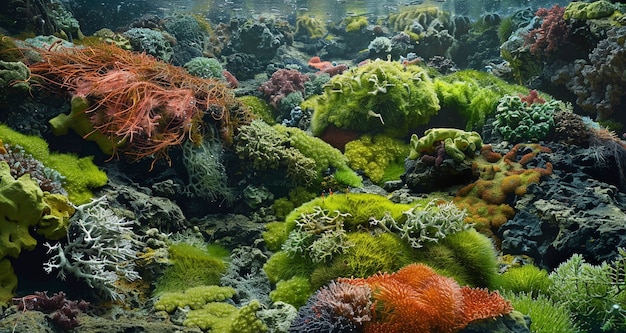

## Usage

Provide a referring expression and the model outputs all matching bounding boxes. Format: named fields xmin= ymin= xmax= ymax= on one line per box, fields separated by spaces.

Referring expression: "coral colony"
xmin=44 ymin=197 xmax=142 ymax=300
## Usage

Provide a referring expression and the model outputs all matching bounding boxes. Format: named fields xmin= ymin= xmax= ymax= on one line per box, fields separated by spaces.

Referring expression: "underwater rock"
xmin=227 ymin=21 xmax=285 ymax=63
xmin=102 ymin=181 xmax=186 ymax=232
xmin=403 ymin=131 xmax=479 ymax=193
xmin=402 ymin=157 xmax=474 ymax=193
xmin=499 ymin=144 xmax=626 ymax=269
xmin=190 ymin=214 xmax=265 ymax=249
xmin=123 ymin=27 xmax=174 ymax=62
xmin=459 ymin=311 xmax=530 ymax=333
xmin=163 ymin=14 xmax=207 ymax=66
xmin=225 ymin=52 xmax=260 ymax=80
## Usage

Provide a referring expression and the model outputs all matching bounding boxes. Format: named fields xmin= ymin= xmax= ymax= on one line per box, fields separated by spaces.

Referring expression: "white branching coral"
xmin=43 ymin=197 xmax=143 ymax=300
xmin=370 ymin=200 xmax=469 ymax=248
xmin=282 ymin=206 xmax=353 ymax=263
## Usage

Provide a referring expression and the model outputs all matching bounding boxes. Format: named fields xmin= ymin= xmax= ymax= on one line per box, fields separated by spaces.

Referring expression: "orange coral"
xmin=500 ymin=174 xmax=522 ymax=196
xmin=340 ymin=264 xmax=512 ymax=333
xmin=480 ymin=145 xmax=502 ymax=163
xmin=308 ymin=56 xmax=333 ymax=70
xmin=455 ymin=143 xmax=552 ymax=236
xmin=460 ymin=287 xmax=513 ymax=323
xmin=28 ymin=43 xmax=249 ymax=166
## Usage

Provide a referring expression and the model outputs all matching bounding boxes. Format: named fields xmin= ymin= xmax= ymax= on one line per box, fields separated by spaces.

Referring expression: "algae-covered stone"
xmin=564 ymin=1 xmax=617 ymax=20
xmin=0 ymin=60 xmax=30 ymax=91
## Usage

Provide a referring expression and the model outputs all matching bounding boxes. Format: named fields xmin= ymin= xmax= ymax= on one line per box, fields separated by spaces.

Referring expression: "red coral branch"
xmin=525 ymin=5 xmax=570 ymax=56
xmin=519 ymin=89 xmax=546 ymax=106
xmin=258 ymin=68 xmax=309 ymax=108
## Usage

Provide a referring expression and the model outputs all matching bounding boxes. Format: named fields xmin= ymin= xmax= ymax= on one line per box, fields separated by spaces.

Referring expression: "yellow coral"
xmin=344 ymin=134 xmax=409 ymax=184
xmin=295 ymin=16 xmax=327 ymax=39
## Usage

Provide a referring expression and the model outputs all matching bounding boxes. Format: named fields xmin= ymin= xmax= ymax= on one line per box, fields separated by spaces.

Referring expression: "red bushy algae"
xmin=28 ymin=43 xmax=249 ymax=166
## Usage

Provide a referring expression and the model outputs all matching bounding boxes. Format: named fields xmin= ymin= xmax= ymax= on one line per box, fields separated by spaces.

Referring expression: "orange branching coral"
xmin=460 ymin=287 xmax=513 ymax=323
xmin=339 ymin=263 xmax=512 ymax=333
xmin=28 ymin=43 xmax=249 ymax=165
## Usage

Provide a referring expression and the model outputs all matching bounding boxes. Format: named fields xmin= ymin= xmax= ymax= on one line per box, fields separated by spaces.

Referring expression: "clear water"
xmin=68 ymin=0 xmax=575 ymax=34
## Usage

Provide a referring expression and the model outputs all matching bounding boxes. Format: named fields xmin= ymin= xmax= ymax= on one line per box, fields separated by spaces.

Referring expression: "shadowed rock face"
xmin=499 ymin=142 xmax=626 ymax=270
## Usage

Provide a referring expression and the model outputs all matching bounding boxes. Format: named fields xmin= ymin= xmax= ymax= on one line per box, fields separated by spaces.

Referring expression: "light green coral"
xmin=49 ymin=96 xmax=116 ymax=156
xmin=184 ymin=300 xmax=268 ymax=332
xmin=185 ymin=302 xmax=238 ymax=331
xmin=0 ymin=259 xmax=17 ymax=306
xmin=344 ymin=134 xmax=409 ymax=184
xmin=231 ymin=300 xmax=268 ymax=333
xmin=235 ymin=120 xmax=317 ymax=185
xmin=495 ymin=263 xmax=551 ymax=297
xmin=408 ymin=128 xmax=483 ymax=161
xmin=0 ymin=162 xmax=46 ymax=260
xmin=310 ymin=59 xmax=440 ymax=138
xmin=154 ymin=243 xmax=228 ymax=295
xmin=38 ymin=193 xmax=75 ymax=240
xmin=309 ymin=231 xmax=417 ymax=289
xmin=282 ymin=206 xmax=353 ymax=263
xmin=0 ymin=161 xmax=71 ymax=305
xmin=411 ymin=228 xmax=499 ymax=288
xmin=332 ymin=167 xmax=363 ymax=188
xmin=388 ymin=6 xmax=450 ymax=40
xmin=263 ymin=222 xmax=291 ymax=252
xmin=238 ymin=95 xmax=275 ymax=124
xmin=235 ymin=121 xmax=318 ymax=185
xmin=235 ymin=120 xmax=289 ymax=171
xmin=344 ymin=16 xmax=369 ymax=32
xmin=275 ymin=125 xmax=358 ymax=186
xmin=154 ymin=285 xmax=236 ymax=313
xmin=0 ymin=124 xmax=107 ymax=205
xmin=283 ymin=193 xmax=413 ymax=232
xmin=269 ymin=275 xmax=314 ymax=308
xmin=504 ymin=291 xmax=579 ymax=333
xmin=183 ymin=57 xmax=224 ymax=79
xmin=264 ymin=192 xmax=500 ymax=304
xmin=236 ymin=120 xmax=361 ymax=187
xmin=263 ymin=250 xmax=314 ymax=285
xmin=433 ymin=70 xmax=529 ymax=130
xmin=304 ymin=206 xmax=498 ymax=289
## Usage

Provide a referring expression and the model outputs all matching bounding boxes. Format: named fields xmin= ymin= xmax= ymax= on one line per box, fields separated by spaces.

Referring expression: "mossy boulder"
xmin=153 ymin=243 xmax=228 ymax=295
xmin=564 ymin=1 xmax=618 ymax=20
xmin=433 ymin=70 xmax=529 ymax=131
xmin=309 ymin=59 xmax=440 ymax=138
xmin=0 ymin=124 xmax=107 ymax=205
xmin=0 ymin=60 xmax=30 ymax=91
